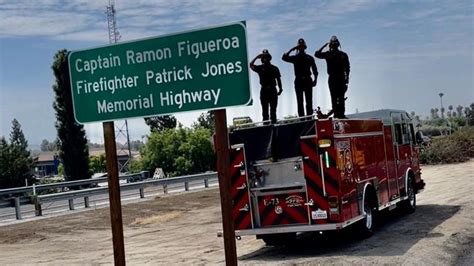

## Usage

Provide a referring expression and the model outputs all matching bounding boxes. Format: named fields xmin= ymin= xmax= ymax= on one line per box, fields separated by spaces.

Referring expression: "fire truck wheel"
xmin=358 ymin=192 xmax=376 ymax=238
xmin=400 ymin=177 xmax=416 ymax=213
xmin=258 ymin=233 xmax=296 ymax=246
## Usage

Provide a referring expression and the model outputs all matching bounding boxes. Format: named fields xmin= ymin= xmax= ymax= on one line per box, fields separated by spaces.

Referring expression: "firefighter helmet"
xmin=297 ymin=38 xmax=307 ymax=49
xmin=262 ymin=49 xmax=272 ymax=60
xmin=329 ymin=36 xmax=340 ymax=48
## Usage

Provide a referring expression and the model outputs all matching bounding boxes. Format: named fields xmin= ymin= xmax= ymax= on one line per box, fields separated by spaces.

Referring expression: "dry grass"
xmin=420 ymin=127 xmax=474 ymax=164
xmin=132 ymin=211 xmax=182 ymax=225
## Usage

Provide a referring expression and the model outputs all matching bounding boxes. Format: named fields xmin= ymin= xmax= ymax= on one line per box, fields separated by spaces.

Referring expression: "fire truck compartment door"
xmin=230 ymin=146 xmax=254 ymax=230
xmin=256 ymin=191 xmax=310 ymax=227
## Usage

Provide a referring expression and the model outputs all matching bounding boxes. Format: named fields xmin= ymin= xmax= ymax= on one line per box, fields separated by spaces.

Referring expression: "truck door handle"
xmin=237 ymin=183 xmax=247 ymax=190
xmin=239 ymin=204 xmax=249 ymax=212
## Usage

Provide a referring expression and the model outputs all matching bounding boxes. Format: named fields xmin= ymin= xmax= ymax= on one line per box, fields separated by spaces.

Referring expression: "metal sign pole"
xmin=213 ymin=109 xmax=237 ymax=266
xmin=103 ymin=121 xmax=126 ymax=266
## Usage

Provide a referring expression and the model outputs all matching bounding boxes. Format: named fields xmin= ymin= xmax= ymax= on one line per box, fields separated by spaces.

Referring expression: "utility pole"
xmin=106 ymin=0 xmax=132 ymax=172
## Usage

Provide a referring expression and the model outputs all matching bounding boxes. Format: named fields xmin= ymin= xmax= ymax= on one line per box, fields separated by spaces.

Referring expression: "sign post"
xmin=68 ymin=22 xmax=251 ymax=264
xmin=102 ymin=121 xmax=125 ymax=266
xmin=213 ymin=109 xmax=237 ymax=265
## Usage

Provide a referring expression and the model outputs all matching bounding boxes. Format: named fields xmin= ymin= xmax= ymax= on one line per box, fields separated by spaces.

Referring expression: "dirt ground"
xmin=0 ymin=160 xmax=473 ymax=265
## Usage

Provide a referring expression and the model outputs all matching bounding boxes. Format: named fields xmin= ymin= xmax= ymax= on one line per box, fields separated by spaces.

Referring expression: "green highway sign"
xmin=68 ymin=22 xmax=251 ymax=123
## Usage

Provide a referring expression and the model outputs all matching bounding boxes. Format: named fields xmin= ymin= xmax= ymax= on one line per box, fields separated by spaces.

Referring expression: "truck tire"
xmin=258 ymin=233 xmax=296 ymax=246
xmin=400 ymin=177 xmax=416 ymax=213
xmin=358 ymin=192 xmax=376 ymax=238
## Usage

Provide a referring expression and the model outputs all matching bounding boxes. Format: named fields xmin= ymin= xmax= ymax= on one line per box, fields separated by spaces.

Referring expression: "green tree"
xmin=129 ymin=140 xmax=145 ymax=151
xmin=40 ymin=139 xmax=49 ymax=151
xmin=144 ymin=115 xmax=177 ymax=132
xmin=0 ymin=137 xmax=11 ymax=188
xmin=447 ymin=111 xmax=452 ymax=119
xmin=40 ymin=139 xmax=58 ymax=151
xmin=469 ymin=103 xmax=474 ymax=126
xmin=128 ymin=158 xmax=143 ymax=173
xmin=89 ymin=154 xmax=106 ymax=173
xmin=0 ymin=120 xmax=35 ymax=188
xmin=456 ymin=105 xmax=464 ymax=118
xmin=140 ymin=127 xmax=214 ymax=176
xmin=175 ymin=128 xmax=215 ymax=175
xmin=192 ymin=111 xmax=215 ymax=133
xmin=57 ymin=163 xmax=64 ymax=176
xmin=140 ymin=128 xmax=186 ymax=175
xmin=52 ymin=50 xmax=90 ymax=181
xmin=430 ymin=108 xmax=436 ymax=120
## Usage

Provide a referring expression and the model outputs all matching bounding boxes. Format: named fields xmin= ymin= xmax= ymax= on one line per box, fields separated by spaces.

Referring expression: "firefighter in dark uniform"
xmin=315 ymin=36 xmax=350 ymax=119
xmin=249 ymin=49 xmax=283 ymax=124
xmin=282 ymin=38 xmax=318 ymax=117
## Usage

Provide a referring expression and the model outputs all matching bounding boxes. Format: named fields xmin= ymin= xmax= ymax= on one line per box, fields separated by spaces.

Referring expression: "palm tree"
xmin=439 ymin=93 xmax=445 ymax=119
xmin=464 ymin=107 xmax=470 ymax=117
xmin=456 ymin=105 xmax=464 ymax=117
xmin=448 ymin=105 xmax=453 ymax=118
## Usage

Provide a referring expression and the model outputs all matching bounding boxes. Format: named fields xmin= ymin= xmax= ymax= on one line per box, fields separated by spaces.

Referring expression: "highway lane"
xmin=0 ymin=178 xmax=218 ymax=225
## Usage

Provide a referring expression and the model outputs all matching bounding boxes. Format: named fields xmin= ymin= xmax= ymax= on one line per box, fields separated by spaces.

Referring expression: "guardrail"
xmin=8 ymin=171 xmax=217 ymax=220
xmin=0 ymin=171 xmax=149 ymax=198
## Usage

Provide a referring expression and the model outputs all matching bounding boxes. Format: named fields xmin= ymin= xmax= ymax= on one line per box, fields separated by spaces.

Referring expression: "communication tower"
xmin=106 ymin=0 xmax=132 ymax=172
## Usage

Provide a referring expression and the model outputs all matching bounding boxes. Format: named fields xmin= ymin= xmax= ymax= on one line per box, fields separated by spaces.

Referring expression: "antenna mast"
xmin=106 ymin=0 xmax=120 ymax=44
xmin=106 ymin=0 xmax=132 ymax=172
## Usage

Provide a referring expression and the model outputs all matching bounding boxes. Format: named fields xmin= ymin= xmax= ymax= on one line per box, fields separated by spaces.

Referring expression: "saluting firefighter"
xmin=315 ymin=36 xmax=350 ymax=119
xmin=249 ymin=49 xmax=283 ymax=124
xmin=282 ymin=38 xmax=318 ymax=117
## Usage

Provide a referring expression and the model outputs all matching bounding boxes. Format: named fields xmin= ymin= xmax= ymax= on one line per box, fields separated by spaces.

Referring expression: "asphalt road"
xmin=0 ymin=179 xmax=218 ymax=225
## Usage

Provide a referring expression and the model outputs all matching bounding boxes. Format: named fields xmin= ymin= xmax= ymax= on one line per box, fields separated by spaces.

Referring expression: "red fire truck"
xmin=228 ymin=109 xmax=425 ymax=244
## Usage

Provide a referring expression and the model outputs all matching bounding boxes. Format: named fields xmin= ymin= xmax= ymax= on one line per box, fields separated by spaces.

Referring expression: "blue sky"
xmin=0 ymin=0 xmax=473 ymax=146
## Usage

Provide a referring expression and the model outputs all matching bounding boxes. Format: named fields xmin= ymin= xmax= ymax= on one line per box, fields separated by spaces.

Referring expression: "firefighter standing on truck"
xmin=282 ymin=38 xmax=318 ymax=117
xmin=250 ymin=49 xmax=283 ymax=124
xmin=315 ymin=36 xmax=350 ymax=119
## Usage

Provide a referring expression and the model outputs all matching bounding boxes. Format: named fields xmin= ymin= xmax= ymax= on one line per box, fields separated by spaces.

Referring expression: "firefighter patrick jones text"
xmin=72 ymin=35 xmax=243 ymax=114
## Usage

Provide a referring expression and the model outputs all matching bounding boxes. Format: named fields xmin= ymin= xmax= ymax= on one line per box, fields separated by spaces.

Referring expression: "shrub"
xmin=420 ymin=127 xmax=474 ymax=164
xmin=420 ymin=125 xmax=449 ymax=137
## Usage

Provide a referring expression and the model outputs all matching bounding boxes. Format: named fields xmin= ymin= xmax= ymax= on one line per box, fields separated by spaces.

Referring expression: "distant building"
xmin=34 ymin=149 xmax=140 ymax=177
xmin=35 ymin=152 xmax=60 ymax=177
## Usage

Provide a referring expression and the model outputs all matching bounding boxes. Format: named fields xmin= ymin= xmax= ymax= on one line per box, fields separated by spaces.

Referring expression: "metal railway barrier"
xmin=0 ymin=171 xmax=150 ymax=198
xmin=0 ymin=172 xmax=217 ymax=220
xmin=0 ymin=171 xmax=148 ymax=220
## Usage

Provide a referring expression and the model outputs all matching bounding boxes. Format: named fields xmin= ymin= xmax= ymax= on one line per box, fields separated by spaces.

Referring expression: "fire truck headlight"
xmin=318 ymin=139 xmax=332 ymax=148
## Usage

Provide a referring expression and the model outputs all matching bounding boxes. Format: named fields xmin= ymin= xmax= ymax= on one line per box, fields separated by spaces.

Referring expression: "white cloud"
xmin=1 ymin=0 xmax=472 ymax=143
xmin=0 ymin=7 xmax=100 ymax=38
xmin=0 ymin=0 xmax=375 ymax=40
